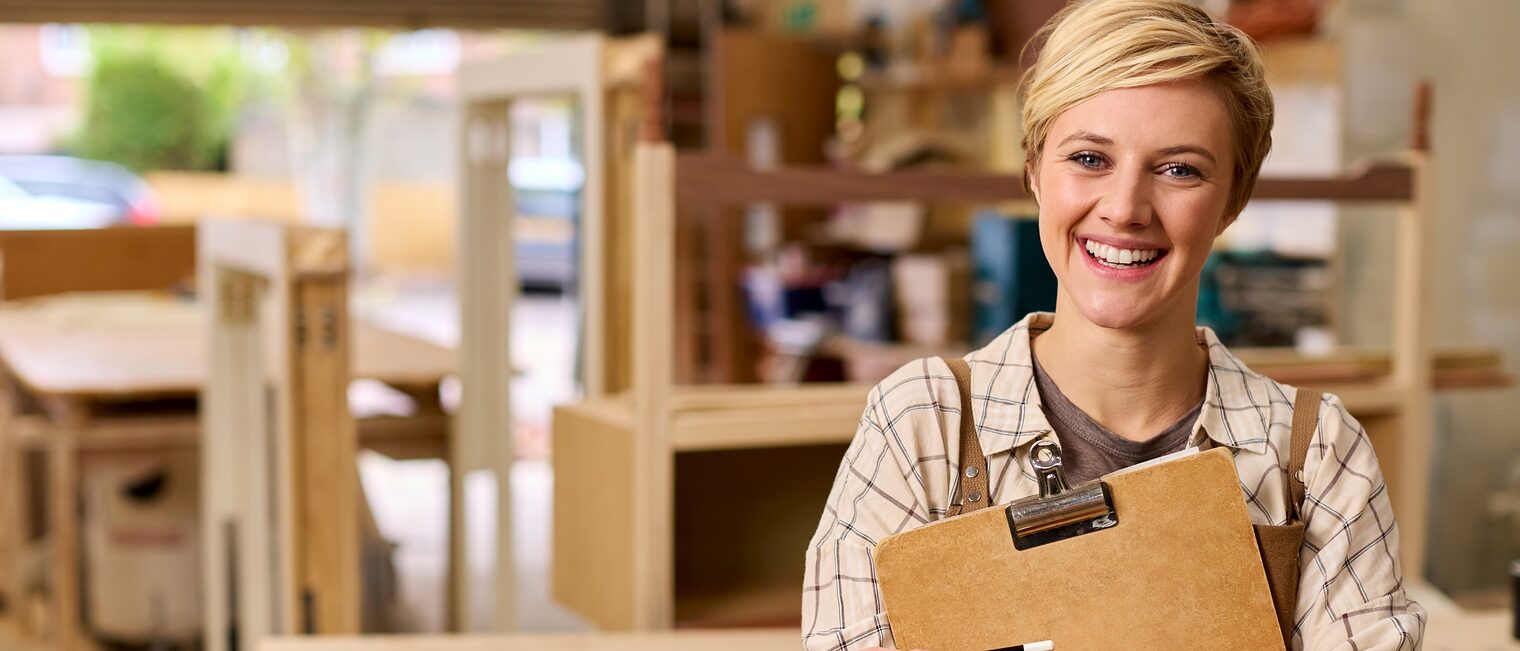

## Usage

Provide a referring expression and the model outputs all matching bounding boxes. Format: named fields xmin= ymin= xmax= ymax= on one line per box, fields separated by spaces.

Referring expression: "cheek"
xmin=1156 ymin=193 xmax=1227 ymax=255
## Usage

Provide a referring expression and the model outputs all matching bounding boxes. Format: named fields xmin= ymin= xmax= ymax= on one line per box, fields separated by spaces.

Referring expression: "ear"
xmin=1025 ymin=162 xmax=1040 ymax=204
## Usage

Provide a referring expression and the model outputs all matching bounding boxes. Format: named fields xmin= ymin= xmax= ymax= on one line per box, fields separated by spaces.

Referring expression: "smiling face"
xmin=1030 ymin=78 xmax=1238 ymax=332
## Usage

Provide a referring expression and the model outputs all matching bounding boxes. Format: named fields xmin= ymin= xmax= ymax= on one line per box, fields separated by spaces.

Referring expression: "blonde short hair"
xmin=1020 ymin=0 xmax=1274 ymax=216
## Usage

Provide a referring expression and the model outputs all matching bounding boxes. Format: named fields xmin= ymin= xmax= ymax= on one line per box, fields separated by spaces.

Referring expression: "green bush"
xmin=75 ymin=50 xmax=218 ymax=171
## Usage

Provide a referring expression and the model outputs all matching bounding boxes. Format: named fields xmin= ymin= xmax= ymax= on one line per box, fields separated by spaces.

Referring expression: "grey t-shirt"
xmin=1030 ymin=351 xmax=1202 ymax=486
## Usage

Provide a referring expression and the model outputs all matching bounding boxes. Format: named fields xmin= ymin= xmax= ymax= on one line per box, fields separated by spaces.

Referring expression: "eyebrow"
xmin=1056 ymin=131 xmax=1113 ymax=147
xmin=1056 ymin=131 xmax=1220 ymax=166
xmin=1157 ymin=145 xmax=1218 ymax=165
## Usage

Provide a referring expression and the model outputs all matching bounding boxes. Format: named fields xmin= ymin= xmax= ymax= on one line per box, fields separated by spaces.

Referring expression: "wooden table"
xmin=1427 ymin=609 xmax=1520 ymax=650
xmin=259 ymin=629 xmax=801 ymax=651
xmin=0 ymin=292 xmax=457 ymax=646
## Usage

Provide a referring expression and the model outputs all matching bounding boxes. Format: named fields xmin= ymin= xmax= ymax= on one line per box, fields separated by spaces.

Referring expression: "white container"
xmin=80 ymin=448 xmax=201 ymax=642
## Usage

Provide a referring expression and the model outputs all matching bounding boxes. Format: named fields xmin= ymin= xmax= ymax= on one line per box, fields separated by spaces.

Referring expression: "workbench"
xmin=0 ymin=291 xmax=457 ymax=648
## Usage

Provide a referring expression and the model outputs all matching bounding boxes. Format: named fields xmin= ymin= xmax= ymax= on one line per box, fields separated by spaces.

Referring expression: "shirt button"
xmin=965 ymin=466 xmax=980 ymax=479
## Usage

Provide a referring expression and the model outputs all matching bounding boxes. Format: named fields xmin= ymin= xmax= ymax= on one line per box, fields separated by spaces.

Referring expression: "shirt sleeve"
xmin=802 ymin=381 xmax=939 ymax=651
xmin=1294 ymin=393 xmax=1427 ymax=650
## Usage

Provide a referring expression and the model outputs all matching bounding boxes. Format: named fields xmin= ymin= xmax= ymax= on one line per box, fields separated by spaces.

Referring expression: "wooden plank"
xmin=46 ymin=436 xmax=80 ymax=650
xmin=290 ymin=276 xmax=361 ymax=634
xmin=0 ymin=377 xmax=20 ymax=614
xmin=601 ymin=83 xmax=644 ymax=394
xmin=200 ymin=264 xmax=264 ymax=651
xmin=9 ymin=415 xmax=198 ymax=452
xmin=0 ymin=0 xmax=603 ymax=30
xmin=1388 ymin=151 xmax=1434 ymax=579
xmin=665 ymin=383 xmax=871 ymax=411
xmin=675 ymin=155 xmax=1030 ymax=206
xmin=355 ymin=414 xmax=450 ymax=461
xmin=630 ymin=143 xmax=677 ymax=629
xmin=673 ymin=157 xmax=1415 ymax=206
xmin=256 ymin=629 xmax=801 ymax=651
xmin=454 ymin=98 xmax=515 ymax=631
xmin=671 ymin=403 xmax=862 ymax=451
xmin=550 ymin=400 xmax=636 ymax=629
xmin=0 ymin=226 xmax=195 ymax=302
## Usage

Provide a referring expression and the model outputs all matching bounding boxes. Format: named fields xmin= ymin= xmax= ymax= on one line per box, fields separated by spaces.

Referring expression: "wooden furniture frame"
xmin=552 ymin=127 xmax=1467 ymax=628
xmin=201 ymin=220 xmax=359 ymax=651
xmin=455 ymin=33 xmax=660 ymax=631
xmin=0 ymin=227 xmax=457 ymax=650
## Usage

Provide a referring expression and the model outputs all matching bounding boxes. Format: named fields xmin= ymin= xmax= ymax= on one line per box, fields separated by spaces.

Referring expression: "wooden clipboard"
xmin=875 ymin=447 xmax=1282 ymax=650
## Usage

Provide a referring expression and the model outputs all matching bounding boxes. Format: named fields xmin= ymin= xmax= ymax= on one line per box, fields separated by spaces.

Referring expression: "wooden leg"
xmin=47 ymin=436 xmax=80 ymax=650
xmin=446 ymin=442 xmax=464 ymax=632
xmin=0 ymin=380 xmax=18 ymax=613
xmin=290 ymin=277 xmax=361 ymax=634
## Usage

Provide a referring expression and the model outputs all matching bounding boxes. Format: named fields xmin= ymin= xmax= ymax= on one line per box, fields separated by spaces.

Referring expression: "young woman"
xmin=802 ymin=1 xmax=1425 ymax=649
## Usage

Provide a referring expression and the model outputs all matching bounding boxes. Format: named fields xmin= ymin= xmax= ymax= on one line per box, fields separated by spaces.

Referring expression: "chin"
xmin=1070 ymin=293 xmax=1162 ymax=331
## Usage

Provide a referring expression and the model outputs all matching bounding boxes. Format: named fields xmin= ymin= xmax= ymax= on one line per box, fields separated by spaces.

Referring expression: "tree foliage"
xmin=74 ymin=49 xmax=217 ymax=171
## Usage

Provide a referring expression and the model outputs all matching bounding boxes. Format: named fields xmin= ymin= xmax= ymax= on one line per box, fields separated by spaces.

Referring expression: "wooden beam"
xmin=290 ymin=274 xmax=361 ymax=635
xmin=673 ymin=157 xmax=1416 ymax=206
xmin=0 ymin=226 xmax=195 ymax=302
xmin=0 ymin=0 xmax=602 ymax=29
xmin=455 ymin=99 xmax=516 ymax=632
xmin=630 ymin=142 xmax=677 ymax=628
xmin=1252 ymin=162 xmax=1414 ymax=202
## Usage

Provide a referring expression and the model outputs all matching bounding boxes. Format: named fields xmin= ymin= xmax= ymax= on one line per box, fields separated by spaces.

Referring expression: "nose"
xmin=1096 ymin=168 xmax=1154 ymax=229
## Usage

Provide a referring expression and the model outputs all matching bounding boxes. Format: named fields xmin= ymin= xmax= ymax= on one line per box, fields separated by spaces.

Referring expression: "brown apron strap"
xmin=1287 ymin=388 xmax=1322 ymax=522
xmin=945 ymin=357 xmax=990 ymax=516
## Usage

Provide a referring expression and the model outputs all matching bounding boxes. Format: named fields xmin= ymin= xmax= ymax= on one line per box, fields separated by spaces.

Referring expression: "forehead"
xmin=1046 ymin=79 xmax=1234 ymax=155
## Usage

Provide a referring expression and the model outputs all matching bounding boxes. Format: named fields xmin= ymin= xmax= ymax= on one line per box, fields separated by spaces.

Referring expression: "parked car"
xmin=0 ymin=155 xmax=162 ymax=228
xmin=0 ymin=175 xmax=121 ymax=229
xmin=510 ymin=156 xmax=581 ymax=292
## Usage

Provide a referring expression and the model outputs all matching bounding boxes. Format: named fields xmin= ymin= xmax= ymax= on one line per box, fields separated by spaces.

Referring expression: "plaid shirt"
xmin=802 ymin=312 xmax=1425 ymax=650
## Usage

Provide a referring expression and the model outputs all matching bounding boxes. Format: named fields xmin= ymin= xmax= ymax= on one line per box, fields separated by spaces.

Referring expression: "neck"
xmin=1031 ymin=291 xmax=1210 ymax=442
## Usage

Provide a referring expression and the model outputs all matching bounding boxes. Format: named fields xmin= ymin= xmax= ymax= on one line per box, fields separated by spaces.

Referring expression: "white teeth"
xmin=1083 ymin=239 xmax=1161 ymax=267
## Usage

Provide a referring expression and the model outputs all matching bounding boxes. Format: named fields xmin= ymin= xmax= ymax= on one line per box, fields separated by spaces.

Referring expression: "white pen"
xmin=998 ymin=642 xmax=1054 ymax=651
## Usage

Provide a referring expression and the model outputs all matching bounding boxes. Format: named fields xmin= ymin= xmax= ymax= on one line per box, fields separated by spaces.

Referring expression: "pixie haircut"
xmin=1020 ymin=0 xmax=1274 ymax=216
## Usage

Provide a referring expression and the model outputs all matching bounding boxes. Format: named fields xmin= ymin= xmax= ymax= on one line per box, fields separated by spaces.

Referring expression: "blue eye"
xmin=1162 ymin=163 xmax=1201 ymax=179
xmin=1069 ymin=152 xmax=1104 ymax=169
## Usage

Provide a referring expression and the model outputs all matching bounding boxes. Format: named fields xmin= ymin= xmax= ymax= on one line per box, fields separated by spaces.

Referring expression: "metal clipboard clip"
xmin=1003 ymin=439 xmax=1119 ymax=551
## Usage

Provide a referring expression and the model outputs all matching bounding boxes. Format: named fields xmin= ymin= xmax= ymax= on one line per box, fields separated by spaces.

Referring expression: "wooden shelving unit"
xmin=543 ymin=122 xmax=1500 ymax=628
